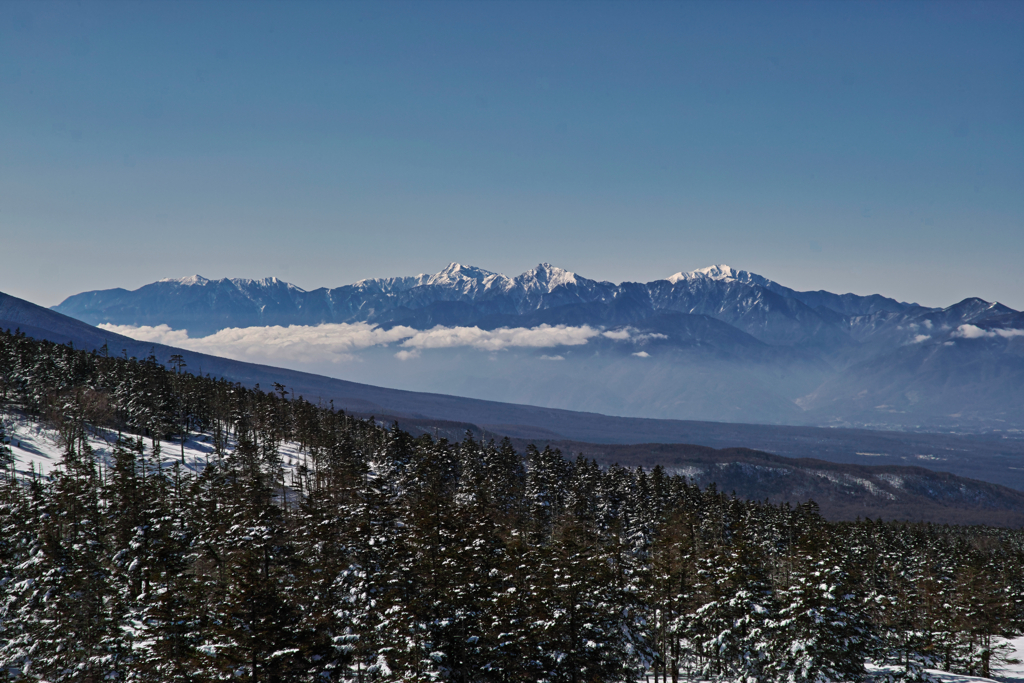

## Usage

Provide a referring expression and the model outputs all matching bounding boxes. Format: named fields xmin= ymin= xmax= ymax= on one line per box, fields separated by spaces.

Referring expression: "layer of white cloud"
xmin=98 ymin=322 xmax=414 ymax=365
xmin=401 ymin=324 xmax=607 ymax=351
xmin=98 ymin=322 xmax=651 ymax=366
xmin=952 ymin=325 xmax=1024 ymax=340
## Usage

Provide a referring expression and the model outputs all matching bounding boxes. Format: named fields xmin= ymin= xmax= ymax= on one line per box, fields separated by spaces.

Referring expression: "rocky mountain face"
xmin=52 ymin=264 xmax=1024 ymax=431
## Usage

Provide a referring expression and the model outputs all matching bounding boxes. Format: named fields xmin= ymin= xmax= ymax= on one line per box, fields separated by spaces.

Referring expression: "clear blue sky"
xmin=2 ymin=0 xmax=1022 ymax=309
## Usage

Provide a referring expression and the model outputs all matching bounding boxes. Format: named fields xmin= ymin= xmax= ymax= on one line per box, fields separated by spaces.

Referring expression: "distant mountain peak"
xmin=161 ymin=274 xmax=210 ymax=286
xmin=664 ymin=264 xmax=772 ymax=287
xmin=694 ymin=264 xmax=741 ymax=280
xmin=426 ymin=262 xmax=499 ymax=286
xmin=520 ymin=263 xmax=578 ymax=291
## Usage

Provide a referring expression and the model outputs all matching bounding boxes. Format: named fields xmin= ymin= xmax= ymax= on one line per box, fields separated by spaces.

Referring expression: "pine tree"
xmin=0 ymin=419 xmax=14 ymax=481
xmin=208 ymin=432 xmax=306 ymax=681
xmin=767 ymin=507 xmax=871 ymax=683
xmin=28 ymin=437 xmax=121 ymax=681
xmin=532 ymin=517 xmax=647 ymax=683
xmin=646 ymin=503 xmax=697 ymax=683
xmin=0 ymin=463 xmax=44 ymax=677
xmin=688 ymin=541 xmax=775 ymax=683
xmin=772 ymin=554 xmax=870 ymax=683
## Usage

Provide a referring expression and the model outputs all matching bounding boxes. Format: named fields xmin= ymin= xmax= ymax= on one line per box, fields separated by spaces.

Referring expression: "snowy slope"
xmin=868 ymin=636 xmax=1024 ymax=682
xmin=3 ymin=410 xmax=308 ymax=480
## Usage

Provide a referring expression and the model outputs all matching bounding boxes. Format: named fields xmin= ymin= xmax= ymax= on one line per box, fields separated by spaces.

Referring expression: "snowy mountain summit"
xmin=423 ymin=263 xmax=508 ymax=297
xmin=426 ymin=262 xmax=498 ymax=286
xmin=159 ymin=274 xmax=212 ymax=286
xmin=517 ymin=263 xmax=581 ymax=292
xmin=158 ymin=274 xmax=307 ymax=292
xmin=665 ymin=264 xmax=775 ymax=289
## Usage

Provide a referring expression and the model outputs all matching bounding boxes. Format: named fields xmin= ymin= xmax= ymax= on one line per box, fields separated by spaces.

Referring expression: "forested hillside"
xmin=1 ymin=328 xmax=1023 ymax=682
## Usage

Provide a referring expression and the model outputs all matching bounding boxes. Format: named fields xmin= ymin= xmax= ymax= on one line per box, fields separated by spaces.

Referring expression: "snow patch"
xmin=876 ymin=473 xmax=905 ymax=490
xmin=812 ymin=470 xmax=897 ymax=500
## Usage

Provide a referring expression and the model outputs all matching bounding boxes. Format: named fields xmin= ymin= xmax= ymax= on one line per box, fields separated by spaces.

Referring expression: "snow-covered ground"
xmin=990 ymin=636 xmax=1024 ymax=682
xmin=864 ymin=652 xmax=1024 ymax=682
xmin=863 ymin=636 xmax=1024 ymax=683
xmin=637 ymin=639 xmax=1024 ymax=682
xmin=2 ymin=410 xmax=308 ymax=479
xmin=636 ymin=637 xmax=1024 ymax=682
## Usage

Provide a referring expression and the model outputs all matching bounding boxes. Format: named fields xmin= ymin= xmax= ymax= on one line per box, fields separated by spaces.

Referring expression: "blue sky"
xmin=2 ymin=0 xmax=1022 ymax=309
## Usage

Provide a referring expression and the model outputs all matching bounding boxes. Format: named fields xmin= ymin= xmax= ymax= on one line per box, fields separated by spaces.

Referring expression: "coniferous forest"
xmin=1 ymin=328 xmax=1023 ymax=683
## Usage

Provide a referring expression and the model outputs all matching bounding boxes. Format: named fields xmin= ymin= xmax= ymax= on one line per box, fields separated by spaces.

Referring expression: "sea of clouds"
xmin=97 ymin=322 xmax=648 ymax=366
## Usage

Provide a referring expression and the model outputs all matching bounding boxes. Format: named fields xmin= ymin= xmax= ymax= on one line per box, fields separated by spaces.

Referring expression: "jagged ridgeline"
xmin=0 ymin=328 xmax=1023 ymax=682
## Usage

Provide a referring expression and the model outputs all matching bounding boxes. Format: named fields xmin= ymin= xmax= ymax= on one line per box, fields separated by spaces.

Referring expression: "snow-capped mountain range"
xmin=55 ymin=262 xmax=917 ymax=339
xmin=52 ymin=263 xmax=1024 ymax=430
